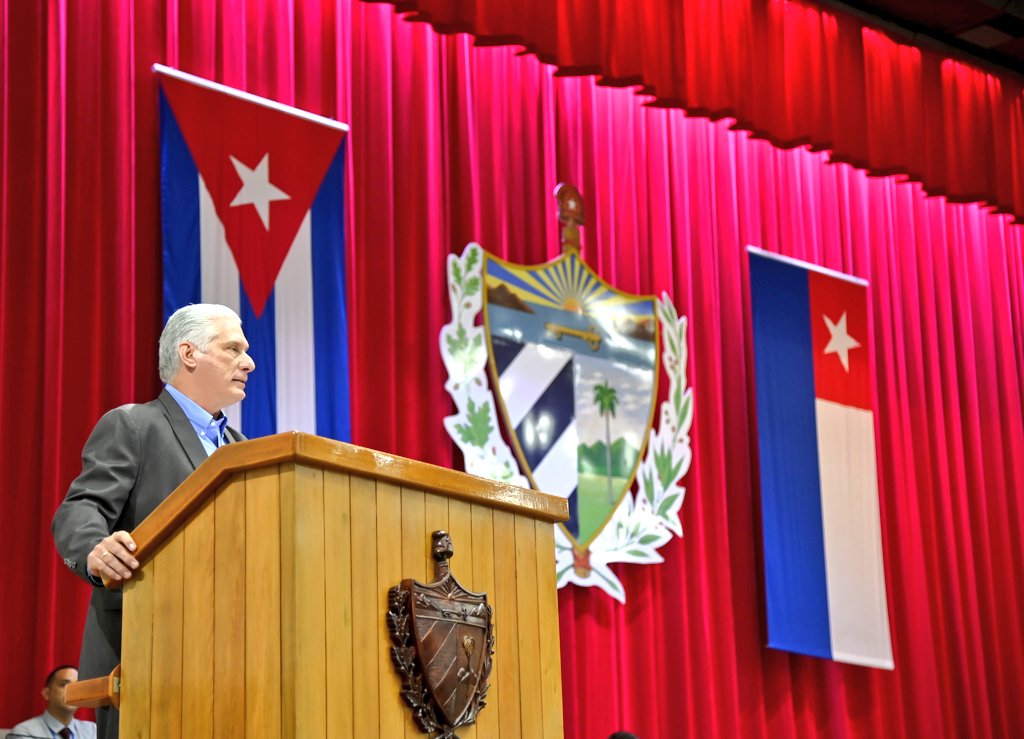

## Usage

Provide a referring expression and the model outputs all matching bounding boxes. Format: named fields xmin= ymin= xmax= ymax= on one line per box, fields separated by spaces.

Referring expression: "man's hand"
xmin=87 ymin=531 xmax=139 ymax=581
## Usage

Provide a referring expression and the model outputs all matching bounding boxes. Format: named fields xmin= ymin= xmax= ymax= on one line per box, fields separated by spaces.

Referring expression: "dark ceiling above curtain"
xmin=374 ymin=0 xmax=1024 ymax=223
xmin=834 ymin=0 xmax=1024 ymax=76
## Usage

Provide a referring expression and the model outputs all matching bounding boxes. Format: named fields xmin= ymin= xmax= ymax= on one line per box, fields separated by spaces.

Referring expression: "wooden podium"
xmin=68 ymin=432 xmax=568 ymax=738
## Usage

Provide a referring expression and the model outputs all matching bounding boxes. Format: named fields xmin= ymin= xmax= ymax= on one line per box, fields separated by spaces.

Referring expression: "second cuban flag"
xmin=749 ymin=247 xmax=893 ymax=670
xmin=157 ymin=65 xmax=350 ymax=441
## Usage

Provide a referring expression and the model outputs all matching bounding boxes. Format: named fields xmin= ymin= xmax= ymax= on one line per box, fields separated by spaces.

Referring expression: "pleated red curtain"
xmin=380 ymin=0 xmax=1024 ymax=223
xmin=2 ymin=1 xmax=1024 ymax=737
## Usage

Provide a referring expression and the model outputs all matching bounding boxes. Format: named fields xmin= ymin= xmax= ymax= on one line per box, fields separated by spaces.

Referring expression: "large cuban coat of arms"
xmin=439 ymin=185 xmax=693 ymax=602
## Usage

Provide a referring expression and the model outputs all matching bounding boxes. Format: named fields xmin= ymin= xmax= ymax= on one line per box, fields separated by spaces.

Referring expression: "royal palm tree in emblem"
xmin=593 ymin=380 xmax=619 ymax=504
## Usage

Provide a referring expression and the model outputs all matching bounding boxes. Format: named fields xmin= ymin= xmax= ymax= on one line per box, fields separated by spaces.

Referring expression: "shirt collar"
xmin=40 ymin=710 xmax=73 ymax=735
xmin=165 ymin=384 xmax=228 ymax=439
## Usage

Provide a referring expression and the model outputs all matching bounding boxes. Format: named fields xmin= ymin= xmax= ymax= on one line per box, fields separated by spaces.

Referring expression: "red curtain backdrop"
xmin=2 ymin=1 xmax=1024 ymax=737
xmin=380 ymin=0 xmax=1024 ymax=223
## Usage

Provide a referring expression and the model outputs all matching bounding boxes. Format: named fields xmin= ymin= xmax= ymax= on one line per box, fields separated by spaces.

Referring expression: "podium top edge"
xmin=119 ymin=433 xmax=568 ymax=577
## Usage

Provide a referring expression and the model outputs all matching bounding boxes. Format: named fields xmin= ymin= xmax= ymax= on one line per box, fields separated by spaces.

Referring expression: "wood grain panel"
xmin=279 ymin=463 xmax=297 ymax=735
xmin=399 ymin=487 xmax=427 ymax=739
xmin=294 ymin=464 xmax=328 ymax=736
xmin=120 ymin=565 xmax=154 ymax=738
xmin=514 ymin=515 xmax=543 ymax=737
xmin=245 ymin=467 xmax=282 ymax=737
xmin=375 ymin=481 xmax=406 ymax=738
xmin=213 ymin=476 xmax=246 ymax=737
xmin=111 ymin=438 xmax=566 ymax=739
xmin=150 ymin=533 xmax=184 ymax=738
xmin=445 ymin=498 xmax=477 ymax=739
xmin=324 ymin=470 xmax=353 ymax=739
xmin=535 ymin=521 xmax=564 ymax=736
xmin=181 ymin=500 xmax=215 ymax=739
xmin=470 ymin=504 xmax=498 ymax=738
xmin=121 ymin=435 xmax=295 ymax=576
xmin=399 ymin=487 xmax=427 ymax=580
xmin=350 ymin=475 xmax=379 ymax=738
xmin=294 ymin=435 xmax=567 ymax=522
xmin=124 ymin=434 xmax=566 ymax=578
xmin=447 ymin=498 xmax=474 ymax=586
xmin=492 ymin=509 xmax=521 ymax=737
xmin=424 ymin=493 xmax=450 ymax=558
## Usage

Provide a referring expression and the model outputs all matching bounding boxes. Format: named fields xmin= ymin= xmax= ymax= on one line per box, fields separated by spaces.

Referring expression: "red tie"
xmin=58 ymin=729 xmax=72 ymax=739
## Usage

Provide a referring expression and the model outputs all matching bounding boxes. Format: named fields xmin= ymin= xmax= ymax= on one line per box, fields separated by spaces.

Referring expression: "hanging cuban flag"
xmin=156 ymin=64 xmax=351 ymax=441
xmin=748 ymin=247 xmax=894 ymax=670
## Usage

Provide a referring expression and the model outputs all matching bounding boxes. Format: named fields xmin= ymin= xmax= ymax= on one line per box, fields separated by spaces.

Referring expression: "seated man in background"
xmin=10 ymin=665 xmax=96 ymax=739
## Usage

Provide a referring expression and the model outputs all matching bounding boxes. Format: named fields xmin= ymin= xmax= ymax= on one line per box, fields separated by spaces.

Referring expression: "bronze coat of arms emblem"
xmin=387 ymin=531 xmax=494 ymax=738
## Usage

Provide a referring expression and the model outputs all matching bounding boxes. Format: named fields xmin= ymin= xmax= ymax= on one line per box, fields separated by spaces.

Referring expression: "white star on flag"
xmin=229 ymin=153 xmax=290 ymax=230
xmin=822 ymin=311 xmax=861 ymax=372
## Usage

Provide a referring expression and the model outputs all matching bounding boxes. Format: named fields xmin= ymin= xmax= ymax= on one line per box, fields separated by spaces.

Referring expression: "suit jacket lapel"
xmin=158 ymin=388 xmax=209 ymax=470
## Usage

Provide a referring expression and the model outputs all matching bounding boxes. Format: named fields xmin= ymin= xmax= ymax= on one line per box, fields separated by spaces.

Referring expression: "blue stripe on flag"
xmin=160 ymin=91 xmax=202 ymax=320
xmin=239 ymin=290 xmax=277 ymax=439
xmin=311 ymin=146 xmax=351 ymax=442
xmin=749 ymin=253 xmax=832 ymax=659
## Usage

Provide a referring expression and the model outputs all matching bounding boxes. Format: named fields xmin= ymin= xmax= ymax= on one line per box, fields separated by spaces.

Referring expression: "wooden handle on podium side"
xmin=66 ymin=664 xmax=121 ymax=709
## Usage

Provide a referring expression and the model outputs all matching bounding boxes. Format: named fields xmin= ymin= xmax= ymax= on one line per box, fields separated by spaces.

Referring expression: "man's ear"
xmin=178 ymin=341 xmax=199 ymax=370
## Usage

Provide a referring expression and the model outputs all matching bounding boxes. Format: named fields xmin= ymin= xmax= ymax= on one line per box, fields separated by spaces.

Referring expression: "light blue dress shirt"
xmin=164 ymin=384 xmax=228 ymax=454
xmin=10 ymin=710 xmax=97 ymax=738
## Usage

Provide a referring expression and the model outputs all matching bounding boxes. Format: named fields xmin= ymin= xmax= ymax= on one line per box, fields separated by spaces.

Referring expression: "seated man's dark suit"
xmin=52 ymin=388 xmax=243 ymax=738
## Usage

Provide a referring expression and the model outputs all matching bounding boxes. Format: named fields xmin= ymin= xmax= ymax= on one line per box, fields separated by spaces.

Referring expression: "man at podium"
xmin=51 ymin=304 xmax=255 ymax=739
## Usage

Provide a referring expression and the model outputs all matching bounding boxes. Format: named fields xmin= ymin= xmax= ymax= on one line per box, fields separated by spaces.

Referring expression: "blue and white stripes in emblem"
xmin=495 ymin=343 xmax=579 ymax=502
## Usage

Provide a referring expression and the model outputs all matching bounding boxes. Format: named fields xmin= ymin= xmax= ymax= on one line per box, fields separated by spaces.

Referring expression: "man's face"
xmin=43 ymin=667 xmax=78 ymax=713
xmin=190 ymin=317 xmax=255 ymax=414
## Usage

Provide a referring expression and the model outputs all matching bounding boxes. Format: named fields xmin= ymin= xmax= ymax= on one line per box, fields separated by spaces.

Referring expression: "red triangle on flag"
xmin=159 ymin=71 xmax=345 ymax=316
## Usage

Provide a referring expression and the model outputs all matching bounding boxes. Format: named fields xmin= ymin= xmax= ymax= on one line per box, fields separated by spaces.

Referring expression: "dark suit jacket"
xmin=52 ymin=389 xmax=244 ymax=681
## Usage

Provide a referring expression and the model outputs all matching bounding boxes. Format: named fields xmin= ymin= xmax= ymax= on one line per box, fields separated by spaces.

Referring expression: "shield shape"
xmin=408 ymin=576 xmax=491 ymax=726
xmin=483 ymin=251 xmax=659 ymax=548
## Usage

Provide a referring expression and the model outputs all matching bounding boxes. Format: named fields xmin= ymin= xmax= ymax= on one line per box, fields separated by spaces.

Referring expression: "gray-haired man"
xmin=52 ymin=304 xmax=255 ymax=739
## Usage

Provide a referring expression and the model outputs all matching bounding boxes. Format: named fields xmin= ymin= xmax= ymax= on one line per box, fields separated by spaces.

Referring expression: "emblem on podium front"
xmin=387 ymin=531 xmax=494 ymax=738
xmin=438 ymin=185 xmax=694 ymax=602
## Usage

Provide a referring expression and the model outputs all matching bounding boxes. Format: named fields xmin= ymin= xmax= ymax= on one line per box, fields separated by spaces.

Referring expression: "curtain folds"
xmin=2 ymin=1 xmax=1024 ymax=737
xmin=376 ymin=0 xmax=1024 ymax=222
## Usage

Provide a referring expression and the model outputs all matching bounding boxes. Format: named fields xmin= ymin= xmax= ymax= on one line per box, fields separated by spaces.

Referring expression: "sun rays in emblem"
xmin=489 ymin=254 xmax=644 ymax=316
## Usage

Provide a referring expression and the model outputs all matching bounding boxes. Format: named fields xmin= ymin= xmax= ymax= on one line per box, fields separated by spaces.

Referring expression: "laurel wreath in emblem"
xmin=387 ymin=586 xmax=445 ymax=735
xmin=440 ymin=243 xmax=693 ymax=603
